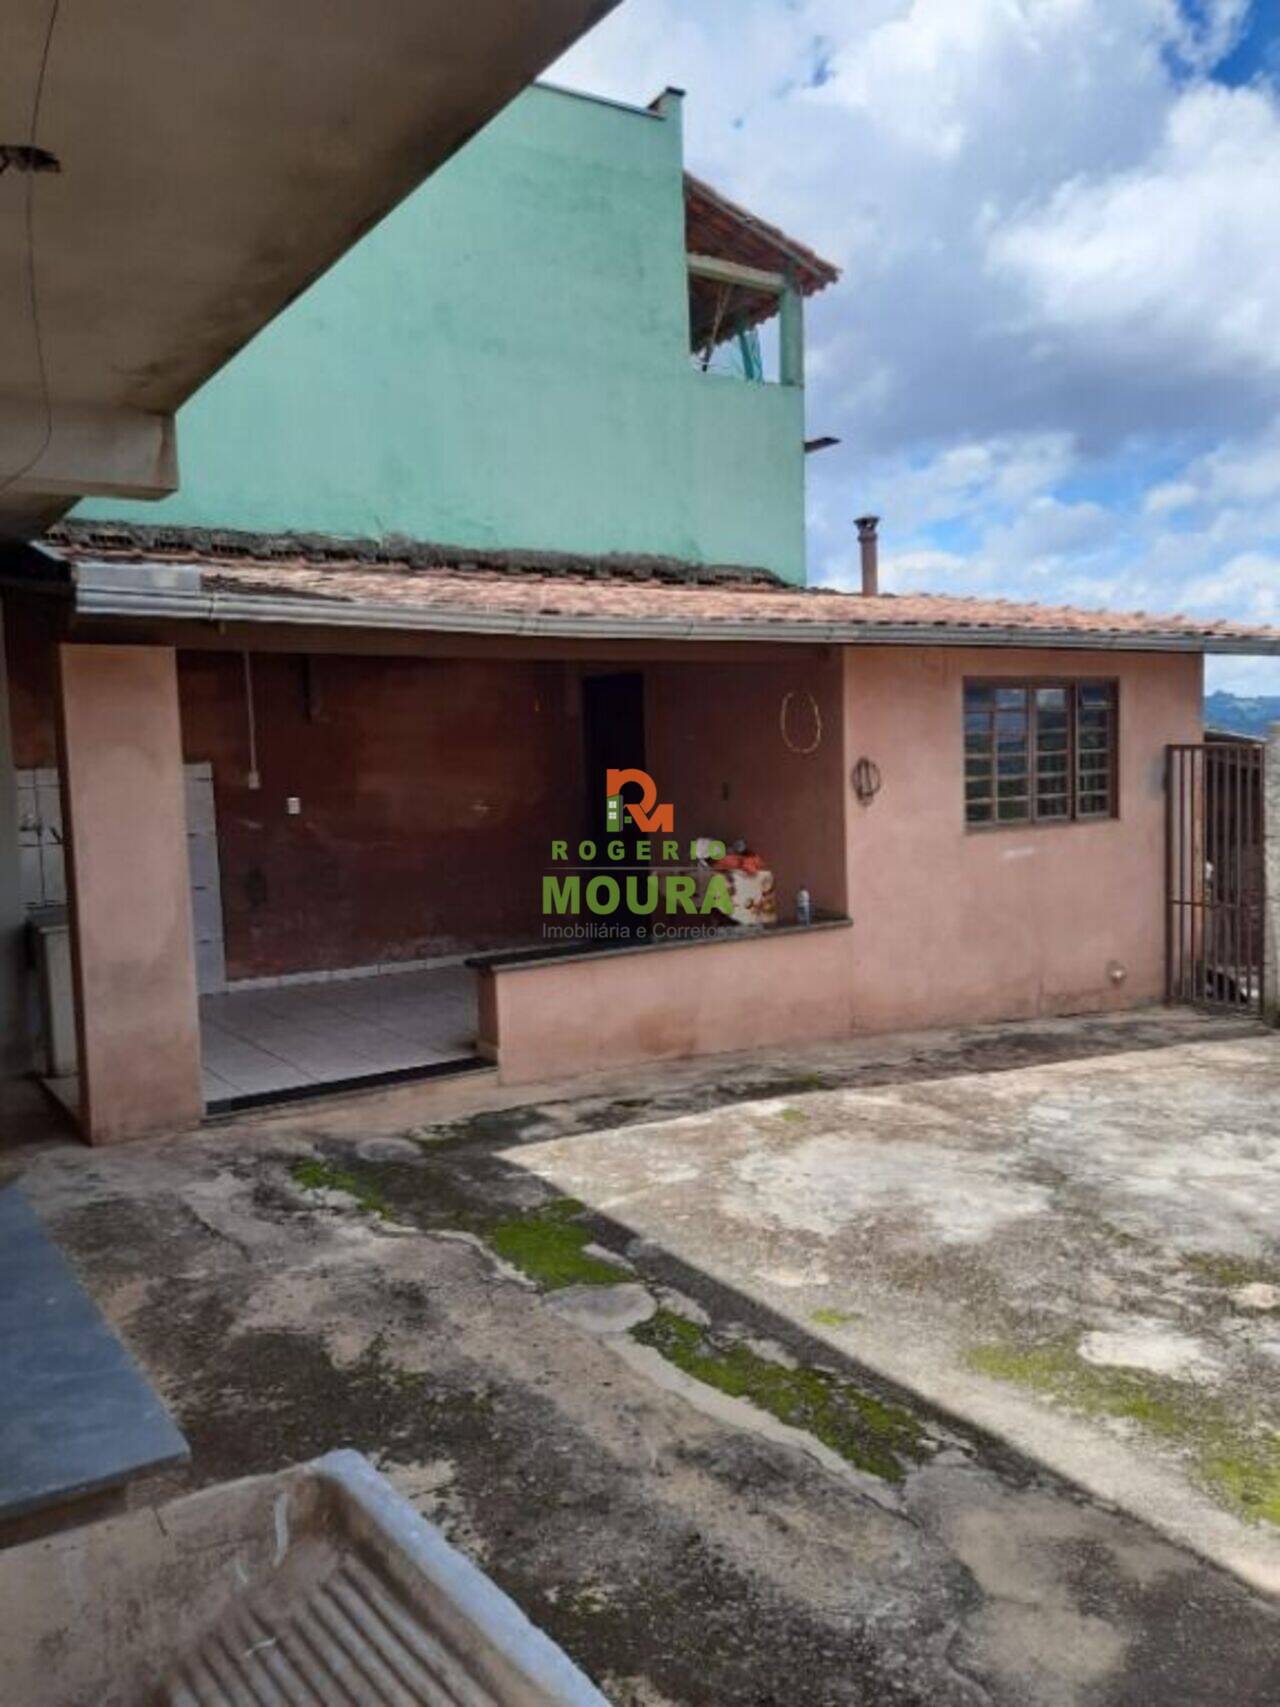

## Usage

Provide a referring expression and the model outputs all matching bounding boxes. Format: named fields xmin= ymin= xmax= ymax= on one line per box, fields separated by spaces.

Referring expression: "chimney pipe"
xmin=856 ymin=516 xmax=880 ymax=596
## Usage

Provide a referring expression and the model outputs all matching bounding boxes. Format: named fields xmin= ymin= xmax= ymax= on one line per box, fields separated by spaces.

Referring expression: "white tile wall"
xmin=15 ymin=769 xmax=65 ymax=908
xmin=184 ymin=763 xmax=227 ymax=996
xmin=15 ymin=761 xmax=226 ymax=989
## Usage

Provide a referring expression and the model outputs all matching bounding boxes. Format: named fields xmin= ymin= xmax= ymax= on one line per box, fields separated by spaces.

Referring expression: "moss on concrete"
xmin=289 ymin=1156 xmax=392 ymax=1220
xmin=965 ymin=1338 xmax=1280 ymax=1527
xmin=288 ymin=1156 xmax=941 ymax=1494
xmin=810 ymin=1308 xmax=860 ymax=1329
xmin=634 ymin=1309 xmax=928 ymax=1483
xmin=965 ymin=1342 xmax=1186 ymax=1437
xmin=767 ymin=1073 xmax=828 ymax=1096
xmin=482 ymin=1199 xmax=627 ymax=1292
xmin=1184 ymin=1252 xmax=1280 ymax=1292
xmin=1201 ymin=1440 xmax=1280 ymax=1527
xmin=464 ymin=1199 xmax=933 ymax=1483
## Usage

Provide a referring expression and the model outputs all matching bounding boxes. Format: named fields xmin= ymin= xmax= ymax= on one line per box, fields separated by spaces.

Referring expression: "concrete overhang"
xmin=0 ymin=0 xmax=620 ymax=538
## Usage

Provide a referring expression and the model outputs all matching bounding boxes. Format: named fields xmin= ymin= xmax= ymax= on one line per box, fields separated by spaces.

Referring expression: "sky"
xmin=554 ymin=0 xmax=1280 ymax=695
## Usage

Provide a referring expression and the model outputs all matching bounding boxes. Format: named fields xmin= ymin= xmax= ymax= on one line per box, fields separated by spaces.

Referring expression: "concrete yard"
xmin=8 ymin=1009 xmax=1280 ymax=1705
xmin=517 ymin=1019 xmax=1280 ymax=1593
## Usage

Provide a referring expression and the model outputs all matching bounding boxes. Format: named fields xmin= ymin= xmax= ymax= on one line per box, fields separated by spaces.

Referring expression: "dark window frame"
xmin=963 ymin=678 xmax=1119 ymax=830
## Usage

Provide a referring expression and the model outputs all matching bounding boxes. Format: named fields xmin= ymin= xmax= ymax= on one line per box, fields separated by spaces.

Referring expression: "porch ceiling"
xmin=0 ymin=0 xmax=619 ymax=538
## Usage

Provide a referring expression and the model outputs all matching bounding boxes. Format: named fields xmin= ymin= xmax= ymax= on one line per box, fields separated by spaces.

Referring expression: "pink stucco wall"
xmin=40 ymin=629 xmax=1208 ymax=1122
xmin=480 ymin=924 xmax=855 ymax=1084
xmin=842 ymin=645 xmax=1203 ymax=1031
xmin=645 ymin=653 xmax=848 ymax=920
xmin=483 ymin=644 xmax=1202 ymax=1084
xmin=58 ymin=645 xmax=204 ymax=1142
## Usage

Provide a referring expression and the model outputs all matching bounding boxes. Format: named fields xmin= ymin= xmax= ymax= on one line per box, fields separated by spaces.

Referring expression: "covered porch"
xmin=4 ymin=541 xmax=853 ymax=1140
xmin=9 ymin=521 xmax=1280 ymax=1141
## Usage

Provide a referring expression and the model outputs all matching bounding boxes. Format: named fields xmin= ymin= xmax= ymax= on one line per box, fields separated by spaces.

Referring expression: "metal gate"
xmin=1166 ymin=741 xmax=1266 ymax=1012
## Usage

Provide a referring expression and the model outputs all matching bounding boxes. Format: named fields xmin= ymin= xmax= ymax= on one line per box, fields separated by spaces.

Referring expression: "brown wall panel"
xmin=5 ymin=595 xmax=62 ymax=770
xmin=177 ymin=651 xmax=581 ymax=979
xmin=646 ymin=651 xmax=847 ymax=920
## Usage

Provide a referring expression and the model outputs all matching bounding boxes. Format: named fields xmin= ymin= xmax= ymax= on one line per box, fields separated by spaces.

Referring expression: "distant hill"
xmin=1204 ymin=692 xmax=1280 ymax=738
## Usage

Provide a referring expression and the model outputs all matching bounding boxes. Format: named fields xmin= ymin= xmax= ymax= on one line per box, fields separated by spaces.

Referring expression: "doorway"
xmin=581 ymin=672 xmax=658 ymax=942
xmin=1167 ymin=740 xmax=1265 ymax=1012
xmin=581 ymin=672 xmax=647 ymax=845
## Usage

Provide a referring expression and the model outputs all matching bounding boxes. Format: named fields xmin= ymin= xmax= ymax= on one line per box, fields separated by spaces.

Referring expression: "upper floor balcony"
xmin=678 ymin=163 xmax=840 ymax=582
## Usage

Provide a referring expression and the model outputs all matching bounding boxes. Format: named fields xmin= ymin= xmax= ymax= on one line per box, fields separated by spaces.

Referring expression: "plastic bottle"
xmin=796 ymin=888 xmax=812 ymax=927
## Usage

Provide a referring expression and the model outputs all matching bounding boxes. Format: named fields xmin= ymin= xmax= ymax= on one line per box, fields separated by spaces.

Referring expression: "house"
xmin=2 ymin=83 xmax=1277 ymax=1144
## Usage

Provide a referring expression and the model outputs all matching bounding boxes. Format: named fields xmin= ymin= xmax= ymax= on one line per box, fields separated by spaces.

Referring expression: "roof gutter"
xmin=69 ymin=561 xmax=1280 ymax=656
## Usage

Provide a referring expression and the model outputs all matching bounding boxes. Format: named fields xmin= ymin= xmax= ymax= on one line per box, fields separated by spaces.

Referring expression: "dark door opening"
xmin=582 ymin=672 xmax=647 ymax=845
xmin=581 ymin=672 xmax=656 ymax=939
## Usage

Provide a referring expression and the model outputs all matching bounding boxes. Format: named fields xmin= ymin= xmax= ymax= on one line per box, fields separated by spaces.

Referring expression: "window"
xmin=964 ymin=680 xmax=1117 ymax=827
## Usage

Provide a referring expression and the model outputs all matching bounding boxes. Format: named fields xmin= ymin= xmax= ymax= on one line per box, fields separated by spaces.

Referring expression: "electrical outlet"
xmin=286 ymin=796 xmax=301 ymax=816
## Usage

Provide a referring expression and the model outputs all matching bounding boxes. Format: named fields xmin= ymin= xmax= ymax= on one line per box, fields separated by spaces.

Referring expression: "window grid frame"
xmin=963 ymin=678 xmax=1119 ymax=831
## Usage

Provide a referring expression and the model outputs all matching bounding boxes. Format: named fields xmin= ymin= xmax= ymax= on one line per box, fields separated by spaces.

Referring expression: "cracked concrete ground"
xmin=8 ymin=1009 xmax=1280 ymax=1704
xmin=515 ymin=1025 xmax=1280 ymax=1594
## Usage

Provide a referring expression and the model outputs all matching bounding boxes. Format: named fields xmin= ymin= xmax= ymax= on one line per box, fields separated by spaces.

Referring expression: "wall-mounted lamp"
xmin=0 ymin=145 xmax=60 ymax=175
xmin=851 ymin=758 xmax=882 ymax=805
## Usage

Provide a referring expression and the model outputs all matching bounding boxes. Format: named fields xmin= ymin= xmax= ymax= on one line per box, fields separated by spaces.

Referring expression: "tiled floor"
xmin=199 ymin=965 xmax=479 ymax=1105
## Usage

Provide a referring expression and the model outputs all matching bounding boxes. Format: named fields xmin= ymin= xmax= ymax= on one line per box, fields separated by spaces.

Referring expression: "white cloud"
xmin=1179 ymin=553 xmax=1280 ymax=622
xmin=989 ymin=84 xmax=1280 ymax=378
xmin=877 ymin=547 xmax=967 ymax=594
xmin=851 ymin=433 xmax=1078 ymax=535
xmin=1144 ymin=482 xmax=1198 ymax=516
xmin=554 ymin=2 xmax=1280 ymax=692
xmin=1151 ymin=418 xmax=1280 ymax=514
xmin=981 ymin=494 xmax=1114 ymax=565
xmin=1206 ymin=653 xmax=1280 ymax=695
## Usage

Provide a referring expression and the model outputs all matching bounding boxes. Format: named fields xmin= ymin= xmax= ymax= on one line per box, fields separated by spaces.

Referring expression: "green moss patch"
xmin=1202 ymin=1439 xmax=1280 ymax=1527
xmin=481 ymin=1199 xmax=626 ymax=1292
xmin=289 ymin=1157 xmax=392 ymax=1220
xmin=965 ymin=1338 xmax=1280 ymax=1527
xmin=1184 ymin=1251 xmax=1280 ymax=1292
xmin=633 ymin=1309 xmax=928 ymax=1483
xmin=810 ymin=1308 xmax=860 ymax=1329
xmin=966 ymin=1342 xmax=1187 ymax=1437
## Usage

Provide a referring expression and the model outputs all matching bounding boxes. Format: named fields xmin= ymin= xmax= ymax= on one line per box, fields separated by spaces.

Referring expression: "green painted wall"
xmin=81 ymin=86 xmax=808 ymax=583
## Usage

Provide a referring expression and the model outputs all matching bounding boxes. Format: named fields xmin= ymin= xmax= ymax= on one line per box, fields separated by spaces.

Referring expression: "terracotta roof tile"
xmin=46 ymin=523 xmax=1280 ymax=652
xmin=684 ymin=172 xmax=841 ymax=350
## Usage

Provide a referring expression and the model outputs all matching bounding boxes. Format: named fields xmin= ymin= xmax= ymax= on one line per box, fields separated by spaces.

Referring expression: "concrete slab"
xmin=10 ymin=1012 xmax=1280 ymax=1703
xmin=546 ymin=1283 xmax=657 ymax=1336
xmin=0 ymin=1186 xmax=188 ymax=1523
xmin=512 ymin=1033 xmax=1280 ymax=1592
